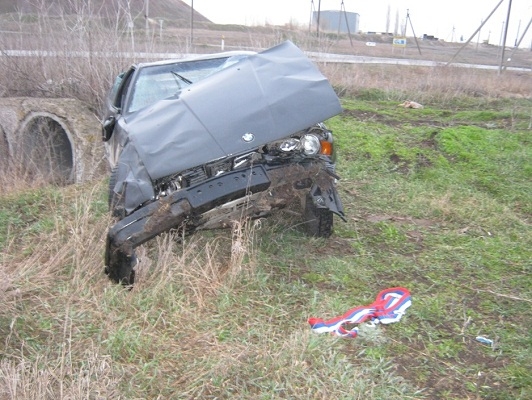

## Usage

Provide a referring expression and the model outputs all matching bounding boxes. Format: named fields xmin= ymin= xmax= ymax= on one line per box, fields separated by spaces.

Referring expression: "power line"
xmin=447 ymin=0 xmax=505 ymax=66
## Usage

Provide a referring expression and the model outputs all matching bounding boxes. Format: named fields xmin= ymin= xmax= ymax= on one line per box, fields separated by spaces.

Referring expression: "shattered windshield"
xmin=127 ymin=55 xmax=248 ymax=113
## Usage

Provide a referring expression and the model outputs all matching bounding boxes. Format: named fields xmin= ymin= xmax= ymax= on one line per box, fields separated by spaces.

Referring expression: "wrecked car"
xmin=102 ymin=41 xmax=344 ymax=285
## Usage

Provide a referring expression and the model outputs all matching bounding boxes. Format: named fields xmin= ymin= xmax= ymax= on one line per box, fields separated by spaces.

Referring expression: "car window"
xmin=126 ymin=55 xmax=247 ymax=113
xmin=109 ymin=72 xmax=124 ymax=102
xmin=111 ymin=69 xmax=134 ymax=111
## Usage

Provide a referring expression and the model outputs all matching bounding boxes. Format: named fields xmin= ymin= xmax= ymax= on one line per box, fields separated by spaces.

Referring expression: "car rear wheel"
xmin=303 ymin=194 xmax=333 ymax=238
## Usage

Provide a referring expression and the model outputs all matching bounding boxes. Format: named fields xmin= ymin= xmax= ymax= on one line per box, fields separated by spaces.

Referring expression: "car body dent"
xmin=113 ymin=41 xmax=342 ymax=212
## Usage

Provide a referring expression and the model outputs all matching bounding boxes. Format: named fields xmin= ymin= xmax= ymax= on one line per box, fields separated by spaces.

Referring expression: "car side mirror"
xmin=102 ymin=116 xmax=116 ymax=142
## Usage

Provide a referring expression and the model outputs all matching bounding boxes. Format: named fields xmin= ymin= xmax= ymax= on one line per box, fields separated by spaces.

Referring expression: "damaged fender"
xmin=105 ymin=163 xmax=343 ymax=284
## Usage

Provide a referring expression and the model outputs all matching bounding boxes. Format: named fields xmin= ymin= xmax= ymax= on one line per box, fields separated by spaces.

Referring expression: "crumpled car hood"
xmin=115 ymin=40 xmax=343 ymax=211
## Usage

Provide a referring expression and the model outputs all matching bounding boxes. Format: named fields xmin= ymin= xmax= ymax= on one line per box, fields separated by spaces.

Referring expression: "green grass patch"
xmin=1 ymin=98 xmax=531 ymax=399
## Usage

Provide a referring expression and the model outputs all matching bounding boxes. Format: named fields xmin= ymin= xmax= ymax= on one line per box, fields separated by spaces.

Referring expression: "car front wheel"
xmin=303 ymin=194 xmax=333 ymax=238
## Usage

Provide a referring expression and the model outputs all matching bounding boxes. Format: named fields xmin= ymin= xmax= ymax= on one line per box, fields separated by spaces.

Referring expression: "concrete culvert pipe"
xmin=18 ymin=113 xmax=74 ymax=184
xmin=0 ymin=98 xmax=106 ymax=185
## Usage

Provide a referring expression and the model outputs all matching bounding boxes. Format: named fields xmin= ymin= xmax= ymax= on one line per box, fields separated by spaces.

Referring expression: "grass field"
xmin=1 ymin=91 xmax=531 ymax=398
xmin=0 ymin=7 xmax=531 ymax=398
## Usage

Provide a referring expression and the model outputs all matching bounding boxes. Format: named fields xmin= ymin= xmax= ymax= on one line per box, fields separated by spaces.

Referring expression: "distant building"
xmin=313 ymin=10 xmax=359 ymax=34
xmin=422 ymin=34 xmax=439 ymax=41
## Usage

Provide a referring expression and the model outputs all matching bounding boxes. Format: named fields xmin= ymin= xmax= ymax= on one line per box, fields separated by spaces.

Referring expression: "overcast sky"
xmin=184 ymin=0 xmax=532 ymax=47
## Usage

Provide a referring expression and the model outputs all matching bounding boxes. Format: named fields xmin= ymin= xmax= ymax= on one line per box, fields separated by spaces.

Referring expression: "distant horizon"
xmin=187 ymin=0 xmax=532 ymax=48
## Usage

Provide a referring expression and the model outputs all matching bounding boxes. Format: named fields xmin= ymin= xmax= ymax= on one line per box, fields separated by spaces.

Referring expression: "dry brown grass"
xmin=2 ymin=175 xmax=415 ymax=398
xmin=0 ymin=173 xmax=278 ymax=399
xmin=321 ymin=62 xmax=532 ymax=102
xmin=132 ymin=218 xmax=260 ymax=307
xmin=0 ymin=183 xmax=122 ymax=399
xmin=0 ymin=179 xmax=268 ymax=398
xmin=1 ymin=8 xmax=530 ymax=112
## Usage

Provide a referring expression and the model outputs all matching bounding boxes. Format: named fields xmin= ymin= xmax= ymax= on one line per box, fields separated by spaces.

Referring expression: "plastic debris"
xmin=475 ymin=336 xmax=493 ymax=346
xmin=308 ymin=287 xmax=411 ymax=338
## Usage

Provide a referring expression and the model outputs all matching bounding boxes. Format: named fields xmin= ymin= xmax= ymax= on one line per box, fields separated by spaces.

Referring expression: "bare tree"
xmin=394 ymin=9 xmax=399 ymax=36
xmin=386 ymin=4 xmax=390 ymax=35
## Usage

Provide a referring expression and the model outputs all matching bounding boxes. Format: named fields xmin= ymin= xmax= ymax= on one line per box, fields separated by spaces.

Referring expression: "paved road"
xmin=306 ymin=51 xmax=531 ymax=72
xmin=1 ymin=49 xmax=530 ymax=72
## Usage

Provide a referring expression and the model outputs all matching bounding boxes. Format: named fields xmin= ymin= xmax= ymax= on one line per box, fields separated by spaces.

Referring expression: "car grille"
xmin=182 ymin=166 xmax=208 ymax=186
xmin=155 ymin=152 xmax=258 ymax=195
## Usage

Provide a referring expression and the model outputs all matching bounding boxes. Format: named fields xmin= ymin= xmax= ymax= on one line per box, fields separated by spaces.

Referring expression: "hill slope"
xmin=0 ymin=0 xmax=211 ymax=23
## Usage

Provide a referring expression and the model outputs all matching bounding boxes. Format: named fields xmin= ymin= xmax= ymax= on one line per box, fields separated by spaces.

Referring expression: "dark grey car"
xmin=102 ymin=41 xmax=344 ymax=285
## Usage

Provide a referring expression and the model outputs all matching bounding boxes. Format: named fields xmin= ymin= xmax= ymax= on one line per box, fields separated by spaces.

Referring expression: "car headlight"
xmin=301 ymin=134 xmax=321 ymax=155
xmin=280 ymin=138 xmax=300 ymax=152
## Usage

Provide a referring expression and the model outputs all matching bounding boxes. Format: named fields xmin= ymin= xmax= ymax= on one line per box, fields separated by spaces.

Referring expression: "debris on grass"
xmin=399 ymin=100 xmax=424 ymax=109
xmin=475 ymin=336 xmax=493 ymax=346
xmin=308 ymin=287 xmax=412 ymax=338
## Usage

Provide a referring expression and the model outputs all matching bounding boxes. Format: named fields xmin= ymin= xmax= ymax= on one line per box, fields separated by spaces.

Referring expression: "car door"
xmin=102 ymin=67 xmax=136 ymax=167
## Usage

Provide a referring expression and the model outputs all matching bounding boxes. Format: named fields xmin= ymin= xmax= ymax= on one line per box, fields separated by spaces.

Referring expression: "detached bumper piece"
xmin=105 ymin=165 xmax=271 ymax=284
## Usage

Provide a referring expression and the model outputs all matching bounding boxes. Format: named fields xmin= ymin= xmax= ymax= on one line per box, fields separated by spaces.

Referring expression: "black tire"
xmin=303 ymin=195 xmax=334 ymax=238
xmin=117 ymin=262 xmax=135 ymax=287
xmin=104 ymin=251 xmax=136 ymax=287
xmin=108 ymin=166 xmax=126 ymax=219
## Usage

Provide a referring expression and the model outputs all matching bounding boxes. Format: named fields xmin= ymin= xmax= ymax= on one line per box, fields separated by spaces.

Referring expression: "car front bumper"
xmin=105 ymin=162 xmax=343 ymax=284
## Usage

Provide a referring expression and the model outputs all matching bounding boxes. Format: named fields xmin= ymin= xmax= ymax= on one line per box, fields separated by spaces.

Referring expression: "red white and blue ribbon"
xmin=308 ymin=287 xmax=411 ymax=338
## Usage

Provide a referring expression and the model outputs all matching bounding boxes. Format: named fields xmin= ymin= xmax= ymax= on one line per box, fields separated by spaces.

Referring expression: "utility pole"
xmin=386 ymin=4 xmax=390 ymax=35
xmin=339 ymin=0 xmax=353 ymax=46
xmin=190 ymin=0 xmax=194 ymax=46
xmin=504 ymin=17 xmax=532 ymax=68
xmin=498 ymin=0 xmax=512 ymax=75
xmin=514 ymin=19 xmax=521 ymax=47
xmin=145 ymin=0 xmax=149 ymax=38
xmin=498 ymin=20 xmax=505 ymax=48
xmin=316 ymin=0 xmax=321 ymax=37
xmin=447 ymin=0 xmax=504 ymax=66
xmin=406 ymin=9 xmax=421 ymax=55
xmin=476 ymin=20 xmax=483 ymax=51
xmin=309 ymin=0 xmax=315 ymax=33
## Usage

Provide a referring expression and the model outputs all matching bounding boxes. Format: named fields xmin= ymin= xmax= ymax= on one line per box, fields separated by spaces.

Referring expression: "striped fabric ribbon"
xmin=308 ymin=287 xmax=412 ymax=338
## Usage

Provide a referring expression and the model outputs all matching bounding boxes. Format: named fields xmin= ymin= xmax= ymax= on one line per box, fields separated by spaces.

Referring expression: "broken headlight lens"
xmin=279 ymin=138 xmax=300 ymax=152
xmin=301 ymin=134 xmax=321 ymax=155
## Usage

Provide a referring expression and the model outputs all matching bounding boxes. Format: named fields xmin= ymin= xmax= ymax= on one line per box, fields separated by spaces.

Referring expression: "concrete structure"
xmin=0 ymin=98 xmax=106 ymax=185
xmin=313 ymin=10 xmax=359 ymax=34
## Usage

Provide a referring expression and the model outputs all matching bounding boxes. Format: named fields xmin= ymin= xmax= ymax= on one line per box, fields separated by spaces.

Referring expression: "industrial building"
xmin=313 ymin=10 xmax=359 ymax=33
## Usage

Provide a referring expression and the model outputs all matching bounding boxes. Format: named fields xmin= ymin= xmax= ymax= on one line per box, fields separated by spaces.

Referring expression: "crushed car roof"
xmin=132 ymin=50 xmax=257 ymax=69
